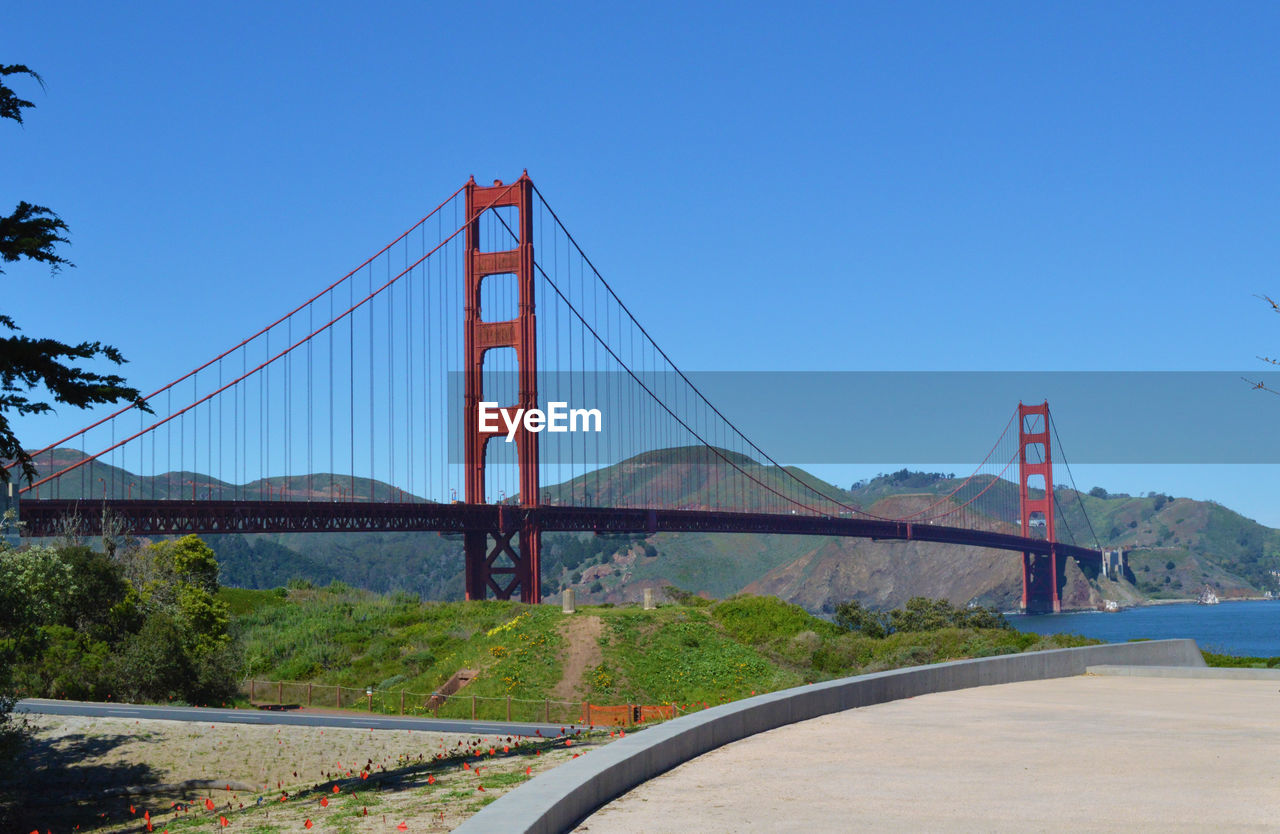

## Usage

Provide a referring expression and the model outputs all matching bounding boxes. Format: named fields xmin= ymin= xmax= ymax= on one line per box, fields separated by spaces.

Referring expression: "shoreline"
xmin=1012 ymin=594 xmax=1278 ymax=618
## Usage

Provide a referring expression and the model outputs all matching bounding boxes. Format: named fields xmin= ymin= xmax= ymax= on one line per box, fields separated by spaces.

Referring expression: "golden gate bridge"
xmin=8 ymin=173 xmax=1102 ymax=613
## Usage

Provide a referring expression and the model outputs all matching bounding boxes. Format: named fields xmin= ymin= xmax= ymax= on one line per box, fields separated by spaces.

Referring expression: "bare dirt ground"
xmin=6 ymin=713 xmax=607 ymax=833
xmin=576 ymin=676 xmax=1280 ymax=833
xmin=552 ymin=616 xmax=604 ymax=702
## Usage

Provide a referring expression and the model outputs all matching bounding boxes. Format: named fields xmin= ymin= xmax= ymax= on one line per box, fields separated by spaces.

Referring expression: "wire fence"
xmin=239 ymin=679 xmax=684 ymax=726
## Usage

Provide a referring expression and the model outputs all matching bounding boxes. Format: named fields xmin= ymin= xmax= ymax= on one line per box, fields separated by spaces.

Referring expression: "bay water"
xmin=1010 ymin=599 xmax=1280 ymax=657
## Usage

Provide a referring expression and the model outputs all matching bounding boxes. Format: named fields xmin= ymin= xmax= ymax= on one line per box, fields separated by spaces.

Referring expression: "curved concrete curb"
xmin=457 ymin=639 xmax=1204 ymax=834
xmin=1088 ymin=663 xmax=1280 ymax=680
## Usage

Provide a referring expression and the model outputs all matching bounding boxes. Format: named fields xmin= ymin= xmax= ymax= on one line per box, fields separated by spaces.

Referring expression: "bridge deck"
xmin=16 ymin=499 xmax=1099 ymax=562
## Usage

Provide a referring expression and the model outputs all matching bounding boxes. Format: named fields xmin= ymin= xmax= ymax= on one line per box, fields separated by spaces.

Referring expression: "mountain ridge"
xmin=15 ymin=449 xmax=1279 ymax=611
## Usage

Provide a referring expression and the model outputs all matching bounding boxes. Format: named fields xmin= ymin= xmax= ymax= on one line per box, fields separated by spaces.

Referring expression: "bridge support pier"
xmin=463 ymin=516 xmax=542 ymax=602
xmin=1022 ymin=549 xmax=1061 ymax=614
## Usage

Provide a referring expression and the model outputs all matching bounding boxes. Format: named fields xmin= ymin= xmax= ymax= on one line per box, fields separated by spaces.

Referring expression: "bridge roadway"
xmin=17 ymin=499 xmax=1100 ymax=562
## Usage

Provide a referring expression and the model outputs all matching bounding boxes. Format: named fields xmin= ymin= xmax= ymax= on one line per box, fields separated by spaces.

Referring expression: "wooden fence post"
xmin=400 ymin=690 xmax=405 ymax=715
xmin=506 ymin=695 xmax=511 ymax=722
xmin=249 ymin=680 xmax=255 ymax=702
xmin=471 ymin=696 xmax=476 ymax=720
xmin=544 ymin=699 xmax=549 ymax=723
xmin=277 ymin=681 xmax=282 ymax=705
xmin=307 ymin=683 xmax=312 ymax=707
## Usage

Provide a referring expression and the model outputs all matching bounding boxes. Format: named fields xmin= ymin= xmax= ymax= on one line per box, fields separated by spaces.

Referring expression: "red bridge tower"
xmin=463 ymin=174 xmax=542 ymax=603
xmin=1019 ymin=401 xmax=1059 ymax=613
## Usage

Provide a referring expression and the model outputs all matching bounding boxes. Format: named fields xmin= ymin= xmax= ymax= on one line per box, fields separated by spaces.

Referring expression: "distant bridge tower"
xmin=463 ymin=173 xmax=542 ymax=603
xmin=1019 ymin=401 xmax=1059 ymax=613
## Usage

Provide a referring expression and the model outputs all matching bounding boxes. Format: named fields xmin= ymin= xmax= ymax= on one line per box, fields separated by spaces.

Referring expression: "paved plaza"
xmin=575 ymin=676 xmax=1280 ymax=832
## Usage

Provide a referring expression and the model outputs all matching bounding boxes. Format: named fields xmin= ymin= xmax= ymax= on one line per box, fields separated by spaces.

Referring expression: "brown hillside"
xmin=742 ymin=537 xmax=1024 ymax=612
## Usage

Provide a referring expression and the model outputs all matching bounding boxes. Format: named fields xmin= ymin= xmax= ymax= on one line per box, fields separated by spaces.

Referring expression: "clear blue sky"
xmin=5 ymin=2 xmax=1280 ymax=523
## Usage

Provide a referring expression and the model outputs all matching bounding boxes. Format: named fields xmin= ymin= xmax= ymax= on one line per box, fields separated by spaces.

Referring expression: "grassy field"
xmin=230 ymin=587 xmax=1100 ymax=713
xmin=233 ymin=588 xmax=574 ymax=721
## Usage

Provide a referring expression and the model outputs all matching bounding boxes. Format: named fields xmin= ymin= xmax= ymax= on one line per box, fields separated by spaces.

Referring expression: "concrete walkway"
xmin=575 ymin=676 xmax=1280 ymax=832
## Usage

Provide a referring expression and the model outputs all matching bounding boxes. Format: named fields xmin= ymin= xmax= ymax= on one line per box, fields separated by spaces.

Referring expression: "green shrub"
xmin=2 ymin=538 xmax=239 ymax=707
xmin=1203 ymin=651 xmax=1280 ymax=668
xmin=834 ymin=597 xmax=1009 ymax=638
xmin=712 ymin=595 xmax=839 ymax=645
xmin=662 ymin=585 xmax=714 ymax=607
xmin=833 ymin=600 xmax=890 ymax=638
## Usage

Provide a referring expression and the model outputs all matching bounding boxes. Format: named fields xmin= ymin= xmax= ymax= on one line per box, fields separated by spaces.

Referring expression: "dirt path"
xmin=552 ymin=615 xmax=604 ymax=701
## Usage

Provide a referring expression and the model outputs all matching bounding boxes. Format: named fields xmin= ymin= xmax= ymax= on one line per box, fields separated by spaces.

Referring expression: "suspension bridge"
xmin=7 ymin=173 xmax=1102 ymax=613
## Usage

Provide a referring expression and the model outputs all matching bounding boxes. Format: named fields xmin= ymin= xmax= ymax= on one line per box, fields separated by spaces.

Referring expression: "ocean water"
xmin=1010 ymin=599 xmax=1280 ymax=657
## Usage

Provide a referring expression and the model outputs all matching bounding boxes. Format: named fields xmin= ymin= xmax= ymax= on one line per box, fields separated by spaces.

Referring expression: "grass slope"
xmin=235 ymin=589 xmax=566 ymax=715
xmin=229 ymin=588 xmax=1099 ymax=714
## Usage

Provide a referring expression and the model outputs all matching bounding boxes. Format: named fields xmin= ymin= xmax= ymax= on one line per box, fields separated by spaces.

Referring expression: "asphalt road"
xmin=16 ymin=698 xmax=580 ymax=738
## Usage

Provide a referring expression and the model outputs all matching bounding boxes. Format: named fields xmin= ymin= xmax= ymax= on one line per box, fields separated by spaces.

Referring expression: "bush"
xmin=890 ymin=597 xmax=957 ymax=632
xmin=662 ymin=585 xmax=713 ymax=607
xmin=104 ymin=614 xmax=192 ymax=702
xmin=952 ymin=605 xmax=1011 ymax=631
xmin=833 ymin=600 xmax=889 ymax=638
xmin=786 ymin=630 xmax=821 ymax=663
xmin=834 ymin=597 xmax=1009 ymax=638
xmin=812 ymin=634 xmax=877 ymax=673
xmin=0 ymin=536 xmax=240 ymax=708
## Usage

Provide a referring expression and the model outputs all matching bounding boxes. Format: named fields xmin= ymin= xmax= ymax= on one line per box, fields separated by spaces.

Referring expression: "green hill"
xmin=845 ymin=470 xmax=1278 ymax=599
xmin=228 ymin=587 xmax=1094 ymax=715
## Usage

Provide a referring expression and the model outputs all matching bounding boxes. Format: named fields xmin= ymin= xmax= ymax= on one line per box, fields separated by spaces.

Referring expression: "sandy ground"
xmin=7 ymin=712 xmax=607 ymax=832
xmin=576 ymin=676 xmax=1280 ymax=833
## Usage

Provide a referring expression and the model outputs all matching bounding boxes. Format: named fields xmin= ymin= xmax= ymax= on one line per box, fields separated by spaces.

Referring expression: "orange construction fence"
xmin=580 ymin=703 xmax=677 ymax=726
